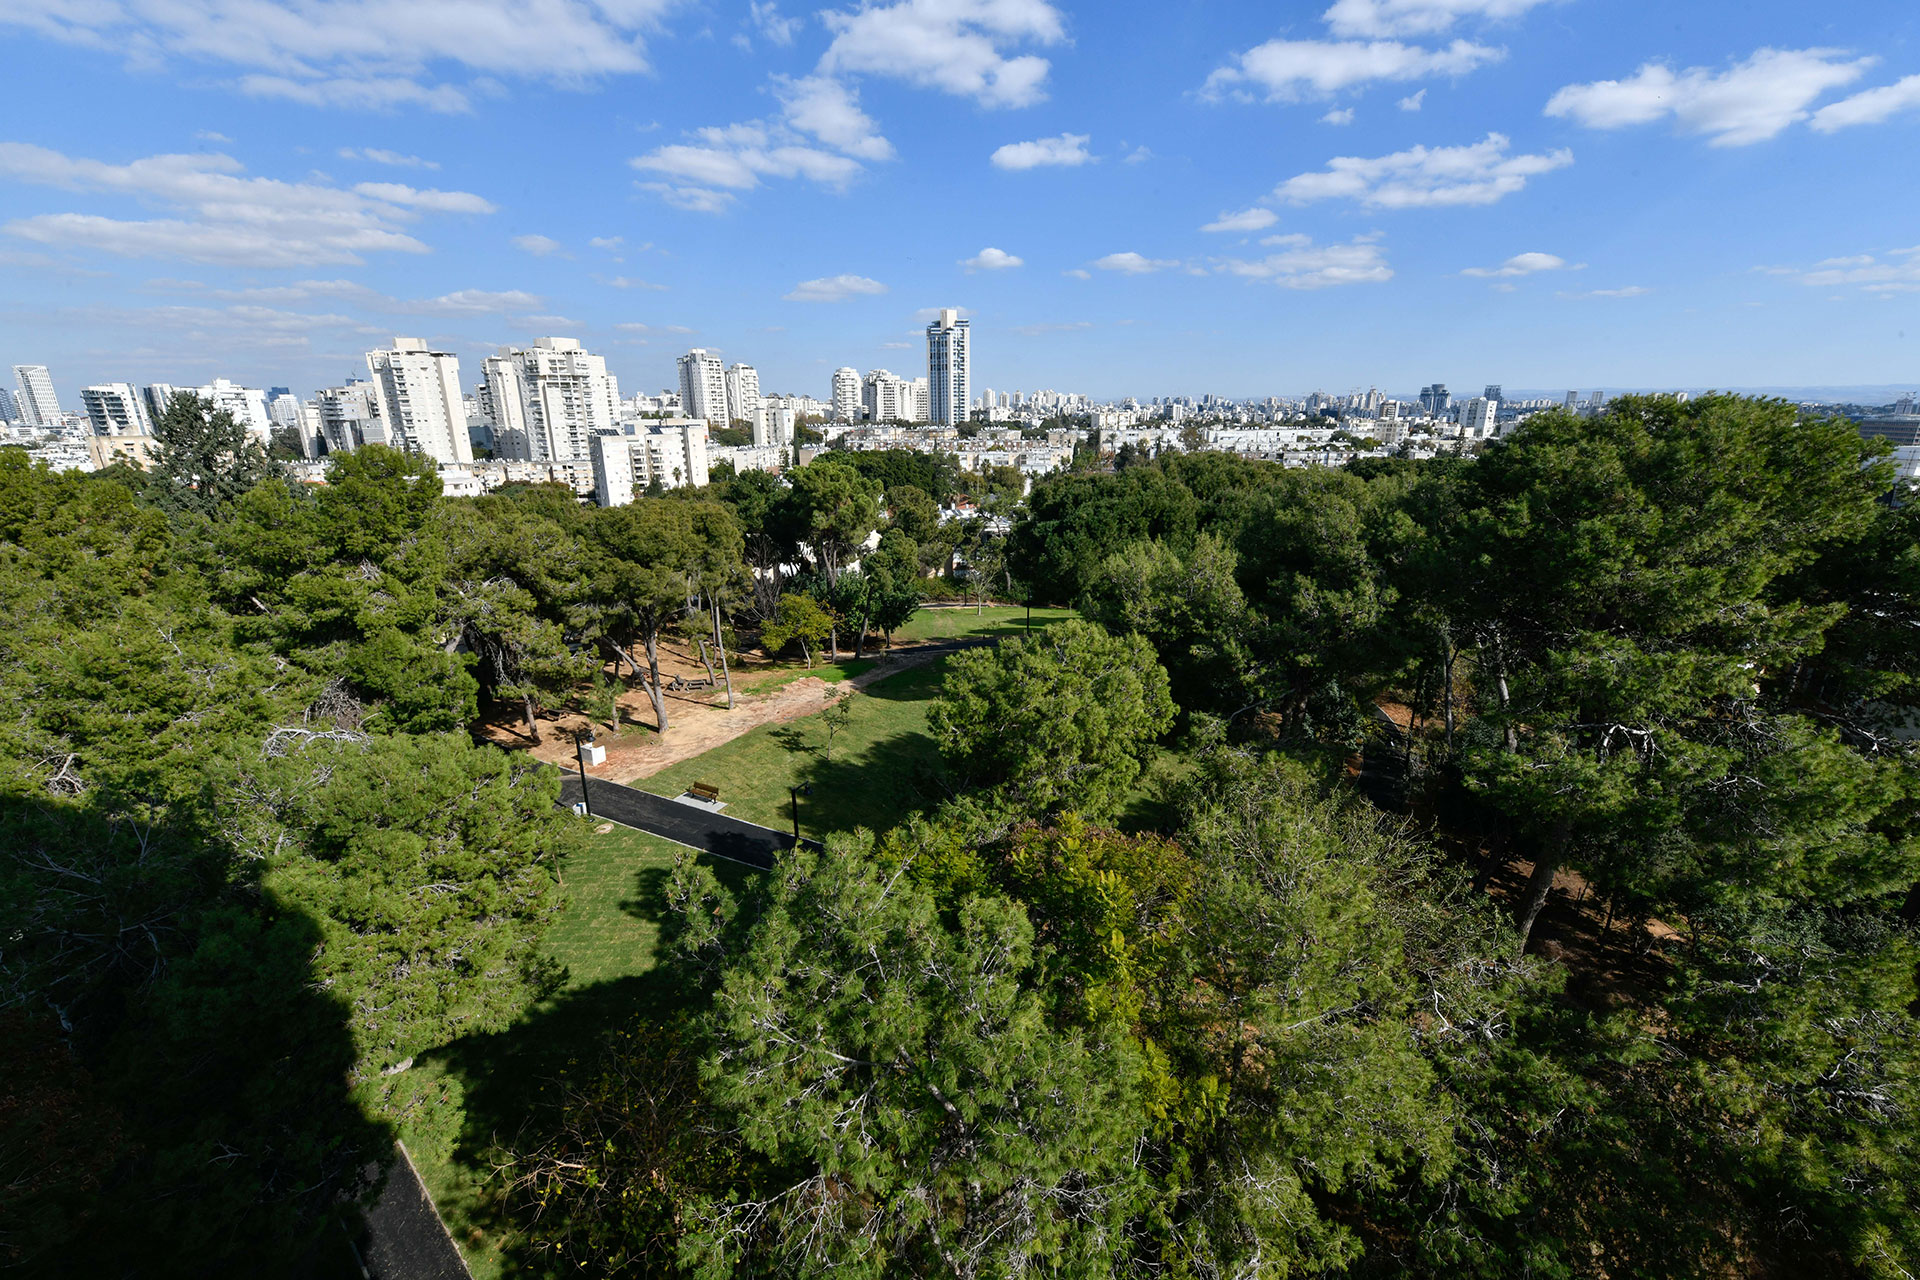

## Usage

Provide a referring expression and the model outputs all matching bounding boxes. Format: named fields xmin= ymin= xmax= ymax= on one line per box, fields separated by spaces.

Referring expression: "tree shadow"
xmin=1 ymin=795 xmax=391 ymax=1278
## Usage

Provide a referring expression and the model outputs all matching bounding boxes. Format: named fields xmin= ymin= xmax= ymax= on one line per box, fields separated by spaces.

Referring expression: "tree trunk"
xmin=523 ymin=693 xmax=542 ymax=745
xmin=1514 ymin=818 xmax=1571 ymax=954
xmin=695 ymin=635 xmax=717 ymax=686
xmin=1492 ymin=638 xmax=1517 ymax=752
xmin=800 ymin=637 xmax=812 ymax=668
xmin=1442 ymin=633 xmax=1456 ymax=756
xmin=829 ymin=624 xmax=839 ymax=662
xmin=713 ymin=601 xmax=734 ymax=709
xmin=642 ymin=630 xmax=670 ymax=733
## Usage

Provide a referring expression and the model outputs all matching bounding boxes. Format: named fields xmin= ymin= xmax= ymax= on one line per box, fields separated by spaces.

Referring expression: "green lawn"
xmin=638 ymin=659 xmax=949 ymax=839
xmin=890 ymin=603 xmax=1078 ymax=645
xmin=391 ymin=823 xmax=753 ymax=1279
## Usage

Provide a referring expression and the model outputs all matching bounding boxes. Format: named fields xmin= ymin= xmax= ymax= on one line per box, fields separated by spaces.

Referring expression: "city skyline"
xmin=2 ymin=1 xmax=1919 ymax=399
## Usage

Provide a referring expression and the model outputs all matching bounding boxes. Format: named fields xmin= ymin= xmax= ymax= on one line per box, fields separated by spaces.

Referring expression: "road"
xmin=557 ymin=773 xmax=803 ymax=869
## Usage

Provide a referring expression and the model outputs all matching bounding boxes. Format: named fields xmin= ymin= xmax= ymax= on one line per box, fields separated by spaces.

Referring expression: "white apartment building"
xmin=365 ymin=337 xmax=471 ymax=465
xmin=589 ymin=430 xmax=635 ymax=507
xmin=79 ymin=384 xmax=153 ymax=436
xmin=862 ymin=369 xmax=917 ymax=423
xmin=926 ymin=309 xmax=969 ymax=428
xmin=677 ymin=349 xmax=728 ymax=427
xmin=832 ymin=366 xmax=862 ymax=422
xmin=13 ymin=365 xmax=61 ymax=428
xmin=712 ymin=443 xmax=784 ymax=476
xmin=481 ymin=337 xmax=619 ymax=463
xmin=316 ymin=382 xmax=383 ymax=453
xmin=197 ymin=379 xmax=272 ymax=438
xmin=1460 ymin=397 xmax=1497 ymax=439
xmin=140 ymin=384 xmax=178 ymax=428
xmin=724 ymin=362 xmax=761 ymax=428
xmin=642 ymin=421 xmax=709 ymax=490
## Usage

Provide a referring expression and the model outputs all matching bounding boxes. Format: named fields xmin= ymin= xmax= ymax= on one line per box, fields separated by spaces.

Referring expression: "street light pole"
xmin=576 ymin=731 xmax=594 ymax=818
xmin=789 ymin=782 xmax=811 ymax=845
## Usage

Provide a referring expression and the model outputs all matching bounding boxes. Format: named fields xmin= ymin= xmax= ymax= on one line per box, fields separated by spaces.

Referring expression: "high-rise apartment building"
xmin=1483 ymin=384 xmax=1503 ymax=405
xmin=926 ymin=308 xmax=970 ymax=428
xmin=317 ymin=381 xmax=383 ymax=453
xmin=481 ymin=337 xmax=619 ymax=462
xmin=365 ymin=337 xmax=471 ymax=465
xmin=677 ymin=349 xmax=728 ymax=427
xmin=13 ymin=365 xmax=60 ymax=428
xmin=141 ymin=384 xmax=178 ymax=427
xmin=1419 ymin=383 xmax=1451 ymax=416
xmin=832 ymin=367 xmax=862 ymax=422
xmin=1460 ymin=397 xmax=1497 ymax=439
xmin=79 ymin=383 xmax=153 ymax=436
xmin=724 ymin=363 xmax=761 ymax=428
xmin=0 ymin=387 xmax=17 ymax=424
xmin=862 ymin=369 xmax=916 ymax=423
xmin=193 ymin=379 xmax=272 ymax=438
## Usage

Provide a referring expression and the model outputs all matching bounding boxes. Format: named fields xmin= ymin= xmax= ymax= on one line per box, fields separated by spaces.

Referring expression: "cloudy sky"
xmin=3 ymin=0 xmax=1918 ymax=403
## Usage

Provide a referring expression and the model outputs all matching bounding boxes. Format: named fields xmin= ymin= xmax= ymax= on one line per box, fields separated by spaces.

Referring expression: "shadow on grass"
xmin=418 ymin=848 xmax=761 ymax=1278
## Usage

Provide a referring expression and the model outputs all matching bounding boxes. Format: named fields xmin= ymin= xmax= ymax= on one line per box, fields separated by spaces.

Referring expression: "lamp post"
xmin=575 ymin=729 xmax=594 ymax=818
xmin=789 ymin=782 xmax=812 ymax=845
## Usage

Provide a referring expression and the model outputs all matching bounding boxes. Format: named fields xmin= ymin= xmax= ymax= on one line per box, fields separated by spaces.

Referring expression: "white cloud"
xmin=590 ymin=235 xmax=623 ymax=250
xmin=1063 ymin=267 xmax=1091 ymax=279
xmin=1461 ymin=250 xmax=1575 ymax=277
xmin=1324 ymin=0 xmax=1555 ymax=38
xmin=1 ymin=0 xmax=678 ymax=113
xmin=1123 ymin=145 xmax=1153 ymax=164
xmin=1810 ymin=75 xmax=1920 ymax=132
xmin=0 ymin=142 xmax=490 ymax=266
xmin=1205 ymin=37 xmax=1499 ymax=101
xmin=785 ymin=273 xmax=888 ymax=302
xmin=1322 ymin=107 xmax=1356 ymax=125
xmin=1093 ymin=252 xmax=1178 ymax=275
xmin=633 ymin=77 xmax=895 ymax=212
xmin=962 ymin=247 xmax=1024 ymax=271
xmin=1399 ymin=88 xmax=1426 ymax=110
xmin=1202 ymin=207 xmax=1279 ymax=233
xmin=1560 ymin=285 xmax=1650 ymax=299
xmin=351 ymin=181 xmax=496 ymax=213
xmin=513 ymin=233 xmax=563 ymax=256
xmin=640 ymin=182 xmax=736 ymax=213
xmin=339 ymin=146 xmax=439 ymax=169
xmin=1216 ymin=234 xmax=1392 ymax=289
xmin=206 ymin=279 xmax=545 ymax=315
xmin=196 ymin=130 xmax=233 ymax=143
xmin=238 ymin=74 xmax=475 ymax=113
xmin=615 ymin=321 xmax=693 ymax=334
xmin=751 ymin=1 xmax=802 ymax=45
xmin=1772 ymin=246 xmax=1920 ymax=295
xmin=990 ymin=133 xmax=1093 ymax=170
xmin=600 ymin=275 xmax=668 ymax=290
xmin=775 ymin=75 xmax=896 ymax=161
xmin=1275 ymin=132 xmax=1571 ymax=208
xmin=517 ymin=313 xmax=579 ymax=328
xmin=818 ymin=0 xmax=1067 ymax=108
xmin=1546 ymin=48 xmax=1873 ymax=147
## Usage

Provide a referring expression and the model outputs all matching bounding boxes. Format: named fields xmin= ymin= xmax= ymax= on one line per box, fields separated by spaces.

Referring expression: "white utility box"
xmin=577 ymin=743 xmax=607 ymax=767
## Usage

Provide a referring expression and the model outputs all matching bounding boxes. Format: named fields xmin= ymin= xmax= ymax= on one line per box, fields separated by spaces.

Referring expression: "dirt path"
xmin=481 ymin=638 xmax=961 ymax=785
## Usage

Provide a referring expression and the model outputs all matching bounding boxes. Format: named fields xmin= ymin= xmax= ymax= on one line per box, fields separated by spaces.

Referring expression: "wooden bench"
xmin=687 ymin=781 xmax=722 ymax=805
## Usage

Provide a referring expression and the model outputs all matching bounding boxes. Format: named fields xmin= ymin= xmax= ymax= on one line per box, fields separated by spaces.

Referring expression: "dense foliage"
xmin=6 ymin=394 xmax=1917 ymax=1278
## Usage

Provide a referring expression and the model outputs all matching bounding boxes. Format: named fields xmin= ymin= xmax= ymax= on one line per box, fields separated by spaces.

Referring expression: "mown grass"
xmin=890 ymin=603 xmax=1078 ymax=645
xmin=393 ymin=823 xmax=752 ymax=1278
xmin=640 ymin=659 xmax=949 ymax=839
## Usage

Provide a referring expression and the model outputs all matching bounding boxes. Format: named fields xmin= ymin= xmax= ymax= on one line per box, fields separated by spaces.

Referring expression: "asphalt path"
xmin=353 ymin=1143 xmax=472 ymax=1280
xmin=557 ymin=774 xmax=801 ymax=868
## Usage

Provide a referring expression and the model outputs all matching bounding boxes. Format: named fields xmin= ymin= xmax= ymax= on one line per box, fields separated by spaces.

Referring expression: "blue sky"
xmin=3 ymin=0 xmax=1918 ymax=404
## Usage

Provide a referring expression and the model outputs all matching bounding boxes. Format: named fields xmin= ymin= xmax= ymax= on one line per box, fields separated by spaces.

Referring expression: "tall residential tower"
xmin=365 ymin=337 xmax=471 ymax=465
xmin=926 ymin=308 xmax=969 ymax=428
xmin=13 ymin=365 xmax=60 ymax=428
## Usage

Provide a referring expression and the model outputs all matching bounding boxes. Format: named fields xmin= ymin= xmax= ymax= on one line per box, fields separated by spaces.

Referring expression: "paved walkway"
xmin=354 ymin=1142 xmax=472 ymax=1280
xmin=557 ymin=774 xmax=802 ymax=869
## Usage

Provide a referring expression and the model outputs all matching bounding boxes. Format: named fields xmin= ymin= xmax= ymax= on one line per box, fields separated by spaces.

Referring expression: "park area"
xmin=382 ymin=605 xmax=1120 ymax=1274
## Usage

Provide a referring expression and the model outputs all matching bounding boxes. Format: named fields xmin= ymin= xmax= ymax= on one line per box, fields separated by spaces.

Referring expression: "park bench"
xmin=687 ymin=781 xmax=722 ymax=805
xmin=667 ymin=675 xmax=715 ymax=692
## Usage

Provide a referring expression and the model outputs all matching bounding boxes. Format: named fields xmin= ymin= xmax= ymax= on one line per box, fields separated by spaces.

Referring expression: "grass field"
xmin=391 ymin=824 xmax=753 ymax=1279
xmin=640 ymin=658 xmax=949 ymax=838
xmin=890 ymin=603 xmax=1078 ymax=645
